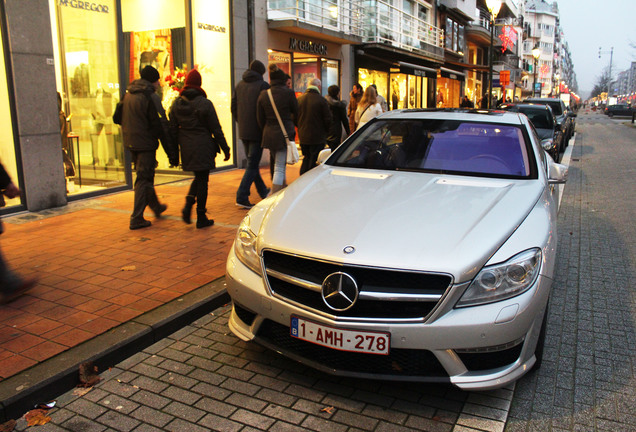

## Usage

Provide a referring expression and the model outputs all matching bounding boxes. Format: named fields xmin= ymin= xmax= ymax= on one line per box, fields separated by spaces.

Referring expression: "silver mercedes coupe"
xmin=226 ymin=109 xmax=568 ymax=390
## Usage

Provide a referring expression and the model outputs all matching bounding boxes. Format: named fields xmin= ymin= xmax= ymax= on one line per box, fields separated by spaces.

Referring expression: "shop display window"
xmin=321 ymin=59 xmax=339 ymax=97
xmin=122 ymin=0 xmax=191 ymax=177
xmin=0 ymin=22 xmax=20 ymax=208
xmin=268 ymin=50 xmax=292 ymax=78
xmin=358 ymin=69 xmax=388 ymax=104
xmin=437 ymin=76 xmax=461 ymax=108
xmin=54 ymin=0 xmax=125 ymax=194
xmin=293 ymin=57 xmax=318 ymax=97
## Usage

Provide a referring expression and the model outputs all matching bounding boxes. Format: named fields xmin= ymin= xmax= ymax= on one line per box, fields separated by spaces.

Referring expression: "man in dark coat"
xmin=325 ymin=85 xmax=350 ymax=151
xmin=232 ymin=60 xmax=271 ymax=208
xmin=169 ymin=69 xmax=230 ymax=228
xmin=121 ymin=65 xmax=178 ymax=230
xmin=297 ymin=78 xmax=332 ymax=175
xmin=0 ymin=162 xmax=37 ymax=304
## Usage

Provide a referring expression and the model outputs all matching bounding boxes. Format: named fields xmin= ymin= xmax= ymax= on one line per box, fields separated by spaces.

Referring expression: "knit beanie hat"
xmin=140 ymin=65 xmax=160 ymax=83
xmin=269 ymin=64 xmax=287 ymax=82
xmin=182 ymin=69 xmax=206 ymax=97
xmin=249 ymin=60 xmax=266 ymax=76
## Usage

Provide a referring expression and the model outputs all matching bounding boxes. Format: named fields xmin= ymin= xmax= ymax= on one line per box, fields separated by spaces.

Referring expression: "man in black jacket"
xmin=0 ymin=162 xmax=36 ymax=303
xmin=297 ymin=78 xmax=332 ymax=175
xmin=121 ymin=65 xmax=178 ymax=230
xmin=325 ymin=85 xmax=350 ymax=151
xmin=232 ymin=60 xmax=271 ymax=208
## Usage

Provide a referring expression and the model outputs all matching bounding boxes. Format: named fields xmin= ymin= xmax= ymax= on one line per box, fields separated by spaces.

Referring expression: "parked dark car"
xmin=524 ymin=97 xmax=576 ymax=144
xmin=500 ymin=103 xmax=563 ymax=161
xmin=605 ymin=104 xmax=633 ymax=117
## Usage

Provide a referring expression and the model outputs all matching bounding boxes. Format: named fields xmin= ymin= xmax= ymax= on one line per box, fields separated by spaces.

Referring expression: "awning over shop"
xmin=439 ymin=67 xmax=466 ymax=81
xmin=397 ymin=61 xmax=437 ymax=79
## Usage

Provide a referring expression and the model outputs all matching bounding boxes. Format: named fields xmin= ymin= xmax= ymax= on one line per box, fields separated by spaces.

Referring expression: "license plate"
xmin=290 ymin=316 xmax=390 ymax=355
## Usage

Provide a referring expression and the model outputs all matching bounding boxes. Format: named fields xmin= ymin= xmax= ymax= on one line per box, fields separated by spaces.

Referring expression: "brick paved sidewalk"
xmin=0 ymin=166 xmax=298 ymax=381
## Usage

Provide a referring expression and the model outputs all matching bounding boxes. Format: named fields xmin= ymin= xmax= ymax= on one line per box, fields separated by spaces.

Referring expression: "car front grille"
xmin=256 ymin=320 xmax=448 ymax=378
xmin=262 ymin=250 xmax=452 ymax=320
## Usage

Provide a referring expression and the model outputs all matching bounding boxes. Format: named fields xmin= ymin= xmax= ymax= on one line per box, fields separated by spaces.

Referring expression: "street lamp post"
xmin=532 ymin=46 xmax=541 ymax=97
xmin=598 ymin=46 xmax=613 ymax=106
xmin=486 ymin=0 xmax=502 ymax=109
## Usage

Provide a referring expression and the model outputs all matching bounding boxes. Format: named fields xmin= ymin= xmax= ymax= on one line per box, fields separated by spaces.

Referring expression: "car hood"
xmin=256 ymin=166 xmax=544 ymax=282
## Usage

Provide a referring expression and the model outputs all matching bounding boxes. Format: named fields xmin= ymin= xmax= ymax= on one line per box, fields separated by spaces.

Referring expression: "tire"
xmin=609 ymin=112 xmax=614 ymax=118
xmin=533 ymin=304 xmax=549 ymax=370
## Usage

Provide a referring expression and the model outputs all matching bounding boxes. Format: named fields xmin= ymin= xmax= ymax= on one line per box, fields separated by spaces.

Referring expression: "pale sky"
xmin=555 ymin=0 xmax=636 ymax=98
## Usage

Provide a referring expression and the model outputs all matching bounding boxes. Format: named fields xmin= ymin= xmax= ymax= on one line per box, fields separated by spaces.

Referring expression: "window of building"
xmin=52 ymin=0 xmax=125 ymax=194
xmin=0 ymin=20 xmax=20 ymax=208
xmin=444 ymin=17 xmax=464 ymax=54
xmin=358 ymin=68 xmax=388 ymax=104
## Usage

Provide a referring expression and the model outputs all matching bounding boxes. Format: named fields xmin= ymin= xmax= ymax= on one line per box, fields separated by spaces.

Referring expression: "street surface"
xmin=9 ymin=108 xmax=636 ymax=431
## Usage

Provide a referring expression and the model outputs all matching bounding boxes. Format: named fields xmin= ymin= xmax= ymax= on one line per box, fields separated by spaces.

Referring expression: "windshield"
xmin=519 ymin=109 xmax=553 ymax=129
xmin=331 ymin=119 xmax=534 ymax=178
xmin=526 ymin=100 xmax=563 ymax=116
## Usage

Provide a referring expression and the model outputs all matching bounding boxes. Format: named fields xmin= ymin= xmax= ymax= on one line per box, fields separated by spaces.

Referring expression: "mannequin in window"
xmin=58 ymin=93 xmax=75 ymax=191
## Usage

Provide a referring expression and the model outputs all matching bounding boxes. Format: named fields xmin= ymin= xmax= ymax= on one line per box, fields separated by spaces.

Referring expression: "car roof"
xmin=500 ymin=103 xmax=552 ymax=112
xmin=377 ymin=108 xmax=524 ymax=125
xmin=524 ymin=98 xmax=562 ymax=102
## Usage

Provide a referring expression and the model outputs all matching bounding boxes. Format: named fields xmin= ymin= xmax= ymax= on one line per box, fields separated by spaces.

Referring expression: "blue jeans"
xmin=272 ymin=149 xmax=287 ymax=186
xmin=236 ymin=140 xmax=268 ymax=202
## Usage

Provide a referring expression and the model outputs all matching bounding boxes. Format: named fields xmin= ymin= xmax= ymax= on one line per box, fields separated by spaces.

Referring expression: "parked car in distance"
xmin=226 ymin=109 xmax=568 ymax=390
xmin=524 ymin=97 xmax=576 ymax=143
xmin=500 ymin=103 xmax=563 ymax=161
xmin=605 ymin=104 xmax=633 ymax=117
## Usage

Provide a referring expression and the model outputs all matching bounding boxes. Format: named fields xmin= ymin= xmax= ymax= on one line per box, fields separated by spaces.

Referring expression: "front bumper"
xmin=226 ymin=246 xmax=551 ymax=390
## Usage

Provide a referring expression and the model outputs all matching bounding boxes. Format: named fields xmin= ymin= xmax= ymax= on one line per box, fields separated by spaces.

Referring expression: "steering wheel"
xmin=468 ymin=154 xmax=511 ymax=172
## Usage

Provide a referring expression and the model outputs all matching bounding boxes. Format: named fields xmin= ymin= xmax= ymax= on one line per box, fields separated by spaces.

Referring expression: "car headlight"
xmin=456 ymin=249 xmax=542 ymax=307
xmin=234 ymin=216 xmax=262 ymax=274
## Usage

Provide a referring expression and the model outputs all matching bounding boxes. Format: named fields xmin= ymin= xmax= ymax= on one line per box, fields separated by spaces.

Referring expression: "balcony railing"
xmin=360 ymin=0 xmax=444 ymax=59
xmin=267 ymin=0 xmax=364 ymax=36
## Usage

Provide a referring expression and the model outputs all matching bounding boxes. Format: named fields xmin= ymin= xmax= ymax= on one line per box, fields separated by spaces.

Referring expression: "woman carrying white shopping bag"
xmin=256 ymin=64 xmax=299 ymax=194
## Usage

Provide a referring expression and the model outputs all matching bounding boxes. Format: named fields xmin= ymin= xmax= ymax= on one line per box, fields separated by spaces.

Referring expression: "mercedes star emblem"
xmin=321 ymin=272 xmax=359 ymax=311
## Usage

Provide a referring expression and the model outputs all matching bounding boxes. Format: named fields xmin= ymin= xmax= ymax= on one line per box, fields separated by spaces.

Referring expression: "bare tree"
xmin=590 ymin=67 xmax=612 ymax=99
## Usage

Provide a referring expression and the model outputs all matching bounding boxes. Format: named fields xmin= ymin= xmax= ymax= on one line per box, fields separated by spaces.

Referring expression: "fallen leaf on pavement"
xmin=24 ymin=409 xmax=51 ymax=426
xmin=320 ymin=406 xmax=336 ymax=414
xmin=73 ymin=387 xmax=92 ymax=397
xmin=121 ymin=265 xmax=137 ymax=271
xmin=0 ymin=419 xmax=16 ymax=432
xmin=78 ymin=362 xmax=101 ymax=387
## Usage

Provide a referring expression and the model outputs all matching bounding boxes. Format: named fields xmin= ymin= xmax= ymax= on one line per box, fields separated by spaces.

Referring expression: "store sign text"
xmin=289 ymin=38 xmax=327 ymax=55
xmin=59 ymin=0 xmax=109 ymax=13
xmin=198 ymin=22 xmax=226 ymax=33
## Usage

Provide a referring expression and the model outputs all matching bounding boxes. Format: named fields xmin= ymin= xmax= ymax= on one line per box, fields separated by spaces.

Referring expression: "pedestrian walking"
xmin=355 ymin=86 xmax=383 ymax=130
xmin=347 ymin=83 xmax=363 ymax=134
xmin=257 ymin=64 xmax=298 ymax=195
xmin=325 ymin=85 xmax=350 ymax=151
xmin=297 ymin=78 xmax=332 ymax=175
xmin=120 ymin=65 xmax=178 ymax=230
xmin=169 ymin=69 xmax=230 ymax=228
xmin=370 ymin=84 xmax=387 ymax=112
xmin=232 ymin=60 xmax=271 ymax=209
xmin=1 ymin=161 xmax=37 ymax=304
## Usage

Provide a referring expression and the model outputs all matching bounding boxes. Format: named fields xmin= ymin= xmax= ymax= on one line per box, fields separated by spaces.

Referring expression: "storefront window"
xmin=437 ymin=75 xmax=461 ymax=108
xmin=192 ymin=0 xmax=233 ymax=169
xmin=0 ymin=21 xmax=19 ymax=208
xmin=122 ymin=0 xmax=192 ymax=179
xmin=293 ymin=56 xmax=318 ymax=97
xmin=358 ymin=68 xmax=388 ymax=104
xmin=268 ymin=50 xmax=292 ymax=78
xmin=54 ymin=0 xmax=124 ymax=194
xmin=321 ymin=59 xmax=339 ymax=97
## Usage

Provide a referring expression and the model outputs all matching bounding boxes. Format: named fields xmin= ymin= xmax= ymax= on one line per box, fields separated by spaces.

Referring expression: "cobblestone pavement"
xmin=506 ymin=110 xmax=636 ymax=431
xmin=11 ymin=305 xmax=514 ymax=432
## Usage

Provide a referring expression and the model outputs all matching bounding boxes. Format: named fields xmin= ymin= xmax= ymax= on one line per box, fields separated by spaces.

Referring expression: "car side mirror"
xmin=317 ymin=148 xmax=332 ymax=165
xmin=541 ymin=138 xmax=555 ymax=152
xmin=548 ymin=159 xmax=568 ymax=184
